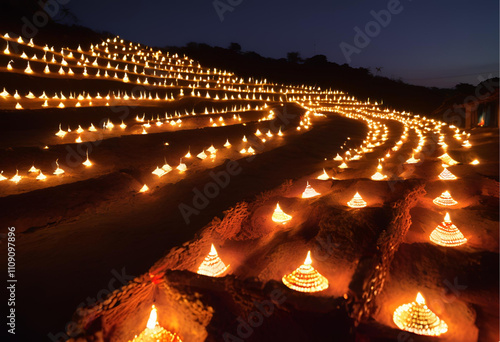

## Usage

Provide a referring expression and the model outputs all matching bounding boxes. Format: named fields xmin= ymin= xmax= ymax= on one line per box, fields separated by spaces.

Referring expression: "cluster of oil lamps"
xmin=0 ymin=33 xmax=331 ymax=187
xmin=49 ymin=104 xmax=265 ymax=145
xmin=3 ymin=33 xmax=360 ymax=110
xmin=1 ymin=33 xmax=487 ymax=339
xmin=276 ymin=96 xmax=482 ymax=337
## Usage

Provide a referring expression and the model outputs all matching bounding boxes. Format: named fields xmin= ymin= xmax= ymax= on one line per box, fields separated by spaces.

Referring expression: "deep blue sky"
xmin=66 ymin=0 xmax=498 ymax=88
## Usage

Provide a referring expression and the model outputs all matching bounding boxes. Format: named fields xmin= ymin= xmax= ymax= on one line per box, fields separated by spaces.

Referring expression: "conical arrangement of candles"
xmin=439 ymin=153 xmax=459 ymax=166
xmin=301 ymin=182 xmax=320 ymax=198
xmin=128 ymin=305 xmax=183 ymax=342
xmin=371 ymin=171 xmax=387 ymax=180
xmin=438 ymin=167 xmax=457 ymax=180
xmin=429 ymin=213 xmax=467 ymax=247
xmin=405 ymin=154 xmax=420 ymax=164
xmin=433 ymin=191 xmax=457 ymax=207
xmin=393 ymin=292 xmax=448 ymax=336
xmin=347 ymin=192 xmax=367 ymax=208
xmin=197 ymin=244 xmax=230 ymax=277
xmin=317 ymin=168 xmax=330 ymax=180
xmin=282 ymin=251 xmax=329 ymax=293
xmin=271 ymin=202 xmax=292 ymax=223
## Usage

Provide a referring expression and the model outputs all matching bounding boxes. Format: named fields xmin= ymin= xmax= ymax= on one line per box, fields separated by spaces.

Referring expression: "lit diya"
xmin=82 ymin=149 xmax=93 ymax=167
xmin=432 ymin=191 xmax=457 ymax=207
xmin=438 ymin=167 xmax=457 ymax=180
xmin=316 ymin=168 xmax=330 ymax=180
xmin=271 ymin=203 xmax=292 ymax=223
xmin=405 ymin=154 xmax=419 ymax=164
xmin=128 ymin=305 xmax=182 ymax=342
xmin=347 ymin=192 xmax=366 ymax=208
xmin=429 ymin=213 xmax=467 ymax=247
xmin=301 ymin=182 xmax=320 ymax=198
xmin=393 ymin=292 xmax=448 ymax=336
xmin=197 ymin=244 xmax=229 ymax=277
xmin=370 ymin=171 xmax=387 ymax=181
xmin=438 ymin=153 xmax=459 ymax=167
xmin=282 ymin=251 xmax=329 ymax=293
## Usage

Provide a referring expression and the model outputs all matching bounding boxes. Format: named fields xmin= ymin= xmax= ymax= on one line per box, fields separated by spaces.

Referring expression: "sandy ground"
xmin=1 ymin=111 xmax=367 ymax=340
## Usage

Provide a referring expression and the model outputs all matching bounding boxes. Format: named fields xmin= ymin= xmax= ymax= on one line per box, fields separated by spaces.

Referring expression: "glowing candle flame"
xmin=443 ymin=212 xmax=451 ymax=223
xmin=127 ymin=304 xmax=183 ymax=341
xmin=304 ymin=251 xmax=312 ymax=265
xmin=146 ymin=305 xmax=158 ymax=330
xmin=272 ymin=202 xmax=292 ymax=223
xmin=415 ymin=292 xmax=425 ymax=305
xmin=82 ymin=150 xmax=92 ymax=167
xmin=36 ymin=171 xmax=47 ymax=180
xmin=207 ymin=145 xmax=217 ymax=154
xmin=317 ymin=168 xmax=330 ymax=180
xmin=197 ymin=150 xmax=207 ymax=160
xmin=10 ymin=170 xmax=22 ymax=183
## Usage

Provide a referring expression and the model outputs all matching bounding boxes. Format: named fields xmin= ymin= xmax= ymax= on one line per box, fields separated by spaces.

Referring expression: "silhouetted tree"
xmin=454 ymin=83 xmax=475 ymax=94
xmin=287 ymin=52 xmax=302 ymax=64
xmin=229 ymin=42 xmax=241 ymax=53
xmin=304 ymin=54 xmax=328 ymax=66
xmin=54 ymin=5 xmax=79 ymax=25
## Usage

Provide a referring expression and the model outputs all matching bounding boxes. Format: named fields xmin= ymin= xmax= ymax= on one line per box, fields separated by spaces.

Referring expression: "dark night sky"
xmin=66 ymin=0 xmax=499 ymax=88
